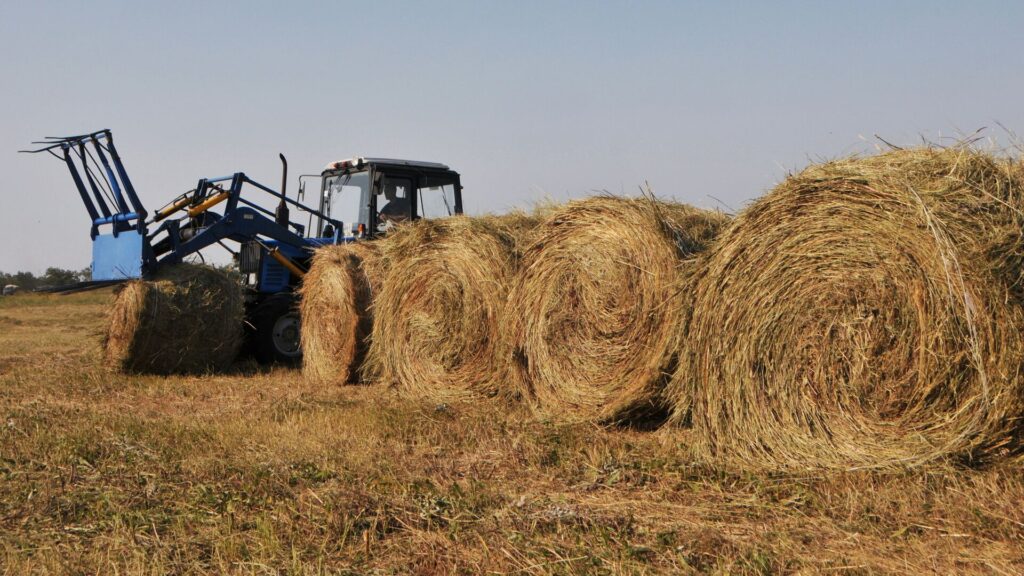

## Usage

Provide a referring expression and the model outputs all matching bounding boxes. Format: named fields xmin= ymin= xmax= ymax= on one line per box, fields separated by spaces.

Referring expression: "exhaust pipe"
xmin=275 ymin=153 xmax=290 ymax=226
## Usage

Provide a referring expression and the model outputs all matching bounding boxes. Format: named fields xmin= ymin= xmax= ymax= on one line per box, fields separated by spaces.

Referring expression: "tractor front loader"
xmin=22 ymin=129 xmax=464 ymax=365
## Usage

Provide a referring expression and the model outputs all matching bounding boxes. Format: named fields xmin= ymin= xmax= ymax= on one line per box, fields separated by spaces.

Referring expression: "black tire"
xmin=247 ymin=294 xmax=302 ymax=365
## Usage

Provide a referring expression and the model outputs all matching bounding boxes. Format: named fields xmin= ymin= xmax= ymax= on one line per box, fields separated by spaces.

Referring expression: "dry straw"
xmin=502 ymin=196 xmax=729 ymax=424
xmin=671 ymin=147 xmax=1024 ymax=470
xmin=104 ymin=264 xmax=243 ymax=374
xmin=299 ymin=242 xmax=384 ymax=384
xmin=364 ymin=213 xmax=541 ymax=401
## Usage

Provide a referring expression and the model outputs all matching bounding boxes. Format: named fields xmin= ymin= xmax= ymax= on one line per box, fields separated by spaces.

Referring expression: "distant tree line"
xmin=0 ymin=267 xmax=91 ymax=291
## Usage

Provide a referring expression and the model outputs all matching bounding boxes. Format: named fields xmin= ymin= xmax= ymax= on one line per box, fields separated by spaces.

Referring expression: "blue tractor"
xmin=23 ymin=130 xmax=464 ymax=363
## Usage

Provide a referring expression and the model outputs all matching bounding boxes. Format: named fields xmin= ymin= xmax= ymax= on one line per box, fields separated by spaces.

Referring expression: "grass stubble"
xmin=1 ymin=292 xmax=1022 ymax=574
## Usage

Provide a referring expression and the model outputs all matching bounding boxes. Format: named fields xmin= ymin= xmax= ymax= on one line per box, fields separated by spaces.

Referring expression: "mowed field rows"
xmin=1 ymin=293 xmax=1023 ymax=575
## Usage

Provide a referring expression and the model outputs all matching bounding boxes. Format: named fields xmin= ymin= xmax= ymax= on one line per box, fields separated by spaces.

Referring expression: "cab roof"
xmin=322 ymin=157 xmax=451 ymax=173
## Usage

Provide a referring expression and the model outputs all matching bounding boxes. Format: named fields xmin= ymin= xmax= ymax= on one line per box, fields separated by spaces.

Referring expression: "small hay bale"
xmin=502 ymin=196 xmax=729 ymax=424
xmin=365 ymin=214 xmax=541 ymax=401
xmin=299 ymin=242 xmax=384 ymax=384
xmin=671 ymin=147 xmax=1024 ymax=470
xmin=104 ymin=264 xmax=243 ymax=374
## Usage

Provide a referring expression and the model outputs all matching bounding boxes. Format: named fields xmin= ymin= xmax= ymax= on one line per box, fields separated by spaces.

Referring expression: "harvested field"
xmin=104 ymin=264 xmax=243 ymax=374
xmin=2 ymin=291 xmax=1024 ymax=574
xmin=364 ymin=214 xmax=540 ymax=401
xmin=672 ymin=147 xmax=1024 ymax=471
xmin=502 ymin=196 xmax=729 ymax=424
xmin=300 ymin=242 xmax=384 ymax=384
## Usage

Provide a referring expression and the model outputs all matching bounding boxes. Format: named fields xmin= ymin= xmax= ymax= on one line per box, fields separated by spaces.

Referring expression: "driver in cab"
xmin=378 ymin=180 xmax=411 ymax=228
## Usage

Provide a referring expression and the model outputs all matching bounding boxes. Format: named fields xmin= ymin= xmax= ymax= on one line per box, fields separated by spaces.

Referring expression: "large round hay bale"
xmin=672 ymin=147 xmax=1024 ymax=470
xmin=299 ymin=242 xmax=384 ymax=384
xmin=365 ymin=214 xmax=540 ymax=401
xmin=104 ymin=264 xmax=244 ymax=374
xmin=502 ymin=196 xmax=729 ymax=424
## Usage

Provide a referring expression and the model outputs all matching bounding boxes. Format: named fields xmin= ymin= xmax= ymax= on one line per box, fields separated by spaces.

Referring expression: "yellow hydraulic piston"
xmin=268 ymin=248 xmax=306 ymax=278
xmin=153 ymin=196 xmax=193 ymax=222
xmin=187 ymin=191 xmax=231 ymax=218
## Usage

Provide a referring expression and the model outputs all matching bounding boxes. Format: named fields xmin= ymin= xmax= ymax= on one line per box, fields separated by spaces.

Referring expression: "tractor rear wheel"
xmin=247 ymin=294 xmax=302 ymax=365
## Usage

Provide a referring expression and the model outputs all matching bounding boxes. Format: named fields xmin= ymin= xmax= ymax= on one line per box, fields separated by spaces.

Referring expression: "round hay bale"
xmin=299 ymin=242 xmax=384 ymax=384
xmin=502 ymin=196 xmax=729 ymax=424
xmin=104 ymin=264 xmax=244 ymax=374
xmin=365 ymin=214 xmax=540 ymax=401
xmin=672 ymin=147 xmax=1024 ymax=470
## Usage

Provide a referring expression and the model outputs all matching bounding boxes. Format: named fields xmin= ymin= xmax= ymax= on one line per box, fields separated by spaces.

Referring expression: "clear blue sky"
xmin=2 ymin=1 xmax=1022 ymax=272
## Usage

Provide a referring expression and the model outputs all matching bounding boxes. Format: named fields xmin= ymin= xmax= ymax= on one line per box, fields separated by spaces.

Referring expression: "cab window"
xmin=322 ymin=171 xmax=369 ymax=236
xmin=417 ymin=175 xmax=458 ymax=219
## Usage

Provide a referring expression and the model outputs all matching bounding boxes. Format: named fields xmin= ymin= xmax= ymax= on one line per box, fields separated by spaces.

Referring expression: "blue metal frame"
xmin=23 ymin=130 xmax=345 ymax=286
xmin=24 ymin=131 xmax=146 ymax=238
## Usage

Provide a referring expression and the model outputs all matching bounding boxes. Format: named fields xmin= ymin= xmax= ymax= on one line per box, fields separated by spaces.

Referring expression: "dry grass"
xmin=300 ymin=242 xmax=384 ymax=385
xmin=672 ymin=147 xmax=1024 ymax=471
xmin=364 ymin=214 xmax=541 ymax=402
xmin=2 ymin=291 xmax=1024 ymax=574
xmin=104 ymin=265 xmax=243 ymax=374
xmin=502 ymin=196 xmax=729 ymax=425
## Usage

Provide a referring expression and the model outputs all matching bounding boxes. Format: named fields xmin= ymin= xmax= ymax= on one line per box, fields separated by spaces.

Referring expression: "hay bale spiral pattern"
xmin=365 ymin=215 xmax=537 ymax=401
xmin=671 ymin=148 xmax=1024 ymax=470
xmin=503 ymin=196 xmax=729 ymax=423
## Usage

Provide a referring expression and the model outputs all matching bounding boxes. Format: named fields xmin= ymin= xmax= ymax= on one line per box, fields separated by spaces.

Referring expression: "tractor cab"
xmin=308 ymin=158 xmax=463 ymax=241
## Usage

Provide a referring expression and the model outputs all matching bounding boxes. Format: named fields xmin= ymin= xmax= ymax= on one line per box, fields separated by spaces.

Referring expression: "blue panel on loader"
xmin=93 ymin=230 xmax=144 ymax=280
